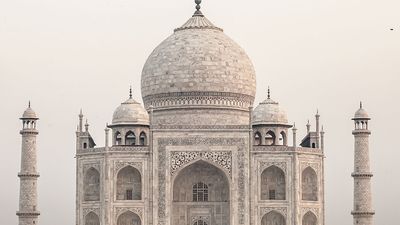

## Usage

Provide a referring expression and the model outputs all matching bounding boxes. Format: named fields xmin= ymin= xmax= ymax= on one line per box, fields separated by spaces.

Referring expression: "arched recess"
xmin=84 ymin=168 xmax=100 ymax=201
xmin=302 ymin=211 xmax=317 ymax=225
xmin=85 ymin=212 xmax=100 ymax=225
xmin=139 ymin=132 xmax=147 ymax=146
xmin=261 ymin=211 xmax=286 ymax=225
xmin=117 ymin=211 xmax=141 ymax=225
xmin=125 ymin=131 xmax=136 ymax=145
xmin=261 ymin=166 xmax=286 ymax=200
xmin=254 ymin=132 xmax=262 ymax=145
xmin=115 ymin=131 xmax=122 ymax=145
xmin=172 ymin=160 xmax=230 ymax=225
xmin=116 ymin=166 xmax=142 ymax=200
xmin=302 ymin=167 xmax=318 ymax=201
xmin=278 ymin=131 xmax=286 ymax=146
xmin=265 ymin=131 xmax=276 ymax=145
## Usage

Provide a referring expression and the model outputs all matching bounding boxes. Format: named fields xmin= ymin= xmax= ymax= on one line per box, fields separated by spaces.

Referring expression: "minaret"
xmin=17 ymin=102 xmax=40 ymax=225
xmin=352 ymin=102 xmax=374 ymax=225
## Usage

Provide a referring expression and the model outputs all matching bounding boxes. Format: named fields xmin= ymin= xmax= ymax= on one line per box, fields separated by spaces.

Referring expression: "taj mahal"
xmin=15 ymin=1 xmax=375 ymax=225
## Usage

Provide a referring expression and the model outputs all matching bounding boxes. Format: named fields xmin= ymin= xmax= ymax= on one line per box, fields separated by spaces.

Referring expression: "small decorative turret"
xmin=17 ymin=102 xmax=40 ymax=225
xmin=76 ymin=110 xmax=96 ymax=150
xmin=315 ymin=110 xmax=320 ymax=148
xmin=351 ymin=102 xmax=374 ymax=225
xmin=292 ymin=123 xmax=297 ymax=147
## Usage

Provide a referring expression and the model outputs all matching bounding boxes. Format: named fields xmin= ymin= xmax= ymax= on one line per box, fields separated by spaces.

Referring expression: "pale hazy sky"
xmin=0 ymin=0 xmax=399 ymax=225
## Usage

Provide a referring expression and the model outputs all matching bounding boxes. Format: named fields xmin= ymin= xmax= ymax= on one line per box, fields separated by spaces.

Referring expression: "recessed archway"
xmin=172 ymin=160 xmax=230 ymax=225
xmin=117 ymin=211 xmax=141 ymax=225
xmin=261 ymin=211 xmax=286 ymax=225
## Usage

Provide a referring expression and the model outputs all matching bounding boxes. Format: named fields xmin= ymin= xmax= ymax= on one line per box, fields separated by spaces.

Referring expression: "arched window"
xmin=83 ymin=143 xmax=88 ymax=149
xmin=117 ymin=211 xmax=141 ymax=225
xmin=261 ymin=211 xmax=286 ymax=225
xmin=192 ymin=182 xmax=208 ymax=202
xmin=278 ymin=131 xmax=286 ymax=146
xmin=302 ymin=167 xmax=318 ymax=201
xmin=116 ymin=166 xmax=141 ymax=200
xmin=261 ymin=166 xmax=286 ymax=200
xmin=125 ymin=131 xmax=136 ymax=145
xmin=84 ymin=168 xmax=100 ymax=201
xmin=254 ymin=132 xmax=261 ymax=145
xmin=311 ymin=143 xmax=316 ymax=148
xmin=115 ymin=132 xmax=122 ymax=145
xmin=265 ymin=131 xmax=276 ymax=145
xmin=85 ymin=212 xmax=100 ymax=225
xmin=139 ymin=132 xmax=147 ymax=146
xmin=302 ymin=211 xmax=317 ymax=225
xmin=193 ymin=220 xmax=208 ymax=225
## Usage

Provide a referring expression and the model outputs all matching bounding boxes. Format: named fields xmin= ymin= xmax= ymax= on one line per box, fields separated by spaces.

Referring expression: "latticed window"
xmin=269 ymin=189 xmax=276 ymax=200
xmin=193 ymin=220 xmax=208 ymax=225
xmin=126 ymin=189 xmax=133 ymax=200
xmin=192 ymin=182 xmax=208 ymax=202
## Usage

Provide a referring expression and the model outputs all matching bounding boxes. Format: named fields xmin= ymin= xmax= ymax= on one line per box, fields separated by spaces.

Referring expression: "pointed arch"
xmin=172 ymin=160 xmax=230 ymax=225
xmin=139 ymin=132 xmax=147 ymax=146
xmin=84 ymin=167 xmax=100 ymax=201
xmin=261 ymin=211 xmax=286 ymax=225
xmin=278 ymin=131 xmax=286 ymax=146
xmin=261 ymin=165 xmax=286 ymax=200
xmin=125 ymin=131 xmax=136 ymax=145
xmin=302 ymin=167 xmax=318 ymax=201
xmin=117 ymin=211 xmax=141 ymax=225
xmin=115 ymin=131 xmax=122 ymax=145
xmin=85 ymin=212 xmax=100 ymax=225
xmin=265 ymin=130 xmax=276 ymax=145
xmin=302 ymin=211 xmax=318 ymax=225
xmin=254 ymin=131 xmax=262 ymax=145
xmin=116 ymin=166 xmax=142 ymax=200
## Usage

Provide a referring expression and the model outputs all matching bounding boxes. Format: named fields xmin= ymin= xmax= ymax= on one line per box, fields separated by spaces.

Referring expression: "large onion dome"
xmin=141 ymin=3 xmax=256 ymax=113
xmin=110 ymin=94 xmax=149 ymax=126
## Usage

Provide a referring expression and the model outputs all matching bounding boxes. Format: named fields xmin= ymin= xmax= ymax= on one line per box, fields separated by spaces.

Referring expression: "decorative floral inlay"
xmin=170 ymin=151 xmax=232 ymax=176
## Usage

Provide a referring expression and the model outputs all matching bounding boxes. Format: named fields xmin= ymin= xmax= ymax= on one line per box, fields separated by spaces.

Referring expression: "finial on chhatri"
xmin=129 ymin=86 xmax=133 ymax=99
xmin=193 ymin=0 xmax=203 ymax=16
xmin=267 ymin=86 xmax=271 ymax=99
xmin=28 ymin=101 xmax=31 ymax=108
xmin=360 ymin=101 xmax=363 ymax=109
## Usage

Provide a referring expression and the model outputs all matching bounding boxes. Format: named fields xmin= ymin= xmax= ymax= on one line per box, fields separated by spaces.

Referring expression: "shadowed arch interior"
xmin=302 ymin=167 xmax=318 ymax=201
xmin=261 ymin=211 xmax=286 ymax=225
xmin=84 ymin=168 xmax=100 ymax=201
xmin=117 ymin=211 xmax=141 ymax=225
xmin=85 ymin=212 xmax=100 ymax=225
xmin=172 ymin=160 xmax=230 ymax=225
xmin=302 ymin=211 xmax=318 ymax=225
xmin=116 ymin=166 xmax=142 ymax=200
xmin=261 ymin=165 xmax=286 ymax=200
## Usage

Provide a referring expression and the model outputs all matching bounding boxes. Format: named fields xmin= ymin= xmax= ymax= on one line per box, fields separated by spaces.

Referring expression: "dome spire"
xmin=360 ymin=101 xmax=363 ymax=109
xmin=28 ymin=100 xmax=31 ymax=108
xmin=267 ymin=86 xmax=271 ymax=99
xmin=193 ymin=0 xmax=203 ymax=17
xmin=129 ymin=86 xmax=133 ymax=99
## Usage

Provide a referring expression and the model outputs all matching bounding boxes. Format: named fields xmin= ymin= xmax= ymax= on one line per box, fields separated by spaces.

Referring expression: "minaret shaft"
xmin=17 ymin=106 xmax=40 ymax=225
xmin=352 ymin=105 xmax=374 ymax=225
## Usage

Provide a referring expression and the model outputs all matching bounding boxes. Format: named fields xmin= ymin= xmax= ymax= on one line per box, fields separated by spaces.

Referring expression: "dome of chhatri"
xmin=21 ymin=102 xmax=38 ymax=119
xmin=141 ymin=3 xmax=256 ymax=110
xmin=111 ymin=93 xmax=149 ymax=126
xmin=353 ymin=102 xmax=370 ymax=119
xmin=252 ymin=91 xmax=289 ymax=126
